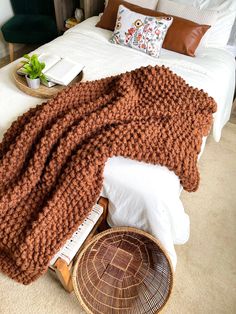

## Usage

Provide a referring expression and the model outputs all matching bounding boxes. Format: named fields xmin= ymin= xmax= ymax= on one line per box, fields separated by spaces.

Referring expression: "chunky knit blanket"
xmin=0 ymin=65 xmax=216 ymax=284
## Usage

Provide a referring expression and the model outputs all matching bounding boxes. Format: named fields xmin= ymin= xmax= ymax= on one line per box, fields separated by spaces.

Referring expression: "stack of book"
xmin=17 ymin=53 xmax=84 ymax=87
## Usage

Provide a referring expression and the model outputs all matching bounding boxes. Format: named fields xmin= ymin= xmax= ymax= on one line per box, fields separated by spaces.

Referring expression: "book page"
xmin=45 ymin=58 xmax=84 ymax=85
xmin=38 ymin=53 xmax=61 ymax=73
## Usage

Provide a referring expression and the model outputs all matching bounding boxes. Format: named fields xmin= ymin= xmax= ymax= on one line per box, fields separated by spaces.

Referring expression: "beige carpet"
xmin=0 ymin=122 xmax=236 ymax=314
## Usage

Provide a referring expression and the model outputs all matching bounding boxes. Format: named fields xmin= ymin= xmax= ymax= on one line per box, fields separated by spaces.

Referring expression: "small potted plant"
xmin=21 ymin=54 xmax=47 ymax=89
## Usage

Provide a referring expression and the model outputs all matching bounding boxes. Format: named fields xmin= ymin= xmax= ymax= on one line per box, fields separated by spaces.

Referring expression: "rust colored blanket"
xmin=0 ymin=65 xmax=216 ymax=284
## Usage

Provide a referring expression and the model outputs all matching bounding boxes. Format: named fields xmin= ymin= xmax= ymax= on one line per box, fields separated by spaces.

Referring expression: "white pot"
xmin=26 ymin=75 xmax=40 ymax=89
xmin=75 ymin=8 xmax=84 ymax=22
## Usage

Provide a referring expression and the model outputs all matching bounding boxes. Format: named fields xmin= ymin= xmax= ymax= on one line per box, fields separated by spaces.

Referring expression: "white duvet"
xmin=0 ymin=17 xmax=235 ymax=268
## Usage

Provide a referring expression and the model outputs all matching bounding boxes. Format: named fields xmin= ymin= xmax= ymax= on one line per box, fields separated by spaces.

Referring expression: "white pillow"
xmin=157 ymin=0 xmax=217 ymax=25
xmin=202 ymin=1 xmax=236 ymax=47
xmin=110 ymin=5 xmax=173 ymax=58
xmin=206 ymin=5 xmax=236 ymax=47
xmin=157 ymin=0 xmax=236 ymax=47
xmin=105 ymin=0 xmax=159 ymax=10
xmin=228 ymin=18 xmax=236 ymax=46
xmin=163 ymin=0 xmax=235 ymax=10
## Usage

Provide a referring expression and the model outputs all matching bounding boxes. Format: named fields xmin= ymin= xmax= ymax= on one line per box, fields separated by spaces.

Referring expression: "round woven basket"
xmin=72 ymin=227 xmax=173 ymax=314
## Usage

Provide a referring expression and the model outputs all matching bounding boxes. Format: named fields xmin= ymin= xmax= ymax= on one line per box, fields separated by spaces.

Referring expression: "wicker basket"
xmin=72 ymin=227 xmax=173 ymax=314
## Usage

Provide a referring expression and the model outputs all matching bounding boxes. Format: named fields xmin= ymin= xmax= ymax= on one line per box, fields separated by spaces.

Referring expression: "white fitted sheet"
xmin=0 ymin=17 xmax=235 ymax=268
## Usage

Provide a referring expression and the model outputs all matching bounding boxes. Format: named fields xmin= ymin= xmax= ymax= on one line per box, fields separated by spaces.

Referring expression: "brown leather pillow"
xmin=96 ymin=0 xmax=210 ymax=56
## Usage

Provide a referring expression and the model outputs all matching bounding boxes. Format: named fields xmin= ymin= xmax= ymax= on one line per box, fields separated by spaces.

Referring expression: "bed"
xmin=0 ymin=10 xmax=235 ymax=268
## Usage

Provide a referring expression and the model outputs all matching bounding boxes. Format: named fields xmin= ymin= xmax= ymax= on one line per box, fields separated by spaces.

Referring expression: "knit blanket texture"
xmin=0 ymin=65 xmax=216 ymax=284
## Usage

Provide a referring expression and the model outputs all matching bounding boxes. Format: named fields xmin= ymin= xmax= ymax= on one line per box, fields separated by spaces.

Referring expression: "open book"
xmin=18 ymin=53 xmax=84 ymax=86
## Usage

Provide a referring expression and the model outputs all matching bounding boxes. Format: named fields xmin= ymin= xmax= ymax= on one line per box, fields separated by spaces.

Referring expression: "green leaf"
xmin=23 ymin=63 xmax=30 ymax=68
xmin=40 ymin=73 xmax=47 ymax=84
xmin=23 ymin=54 xmax=30 ymax=60
xmin=21 ymin=53 xmax=46 ymax=79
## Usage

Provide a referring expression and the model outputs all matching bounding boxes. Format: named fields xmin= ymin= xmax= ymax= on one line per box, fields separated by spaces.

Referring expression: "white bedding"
xmin=0 ymin=17 xmax=235 ymax=268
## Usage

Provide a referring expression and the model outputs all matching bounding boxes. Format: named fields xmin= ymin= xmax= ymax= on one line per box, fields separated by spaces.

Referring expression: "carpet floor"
xmin=0 ymin=122 xmax=235 ymax=314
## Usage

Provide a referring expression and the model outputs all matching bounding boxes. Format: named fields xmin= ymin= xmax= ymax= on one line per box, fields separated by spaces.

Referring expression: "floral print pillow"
xmin=110 ymin=5 xmax=173 ymax=58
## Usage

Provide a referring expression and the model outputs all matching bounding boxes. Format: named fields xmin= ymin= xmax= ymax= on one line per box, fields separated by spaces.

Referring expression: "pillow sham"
xmin=96 ymin=0 xmax=210 ymax=56
xmin=105 ymin=0 xmax=159 ymax=10
xmin=110 ymin=5 xmax=173 ymax=58
xmin=157 ymin=0 xmax=217 ymax=25
xmin=168 ymin=0 xmax=236 ymax=10
xmin=157 ymin=0 xmax=236 ymax=47
xmin=206 ymin=9 xmax=236 ymax=47
xmin=162 ymin=0 xmax=201 ymax=8
xmin=228 ymin=18 xmax=236 ymax=46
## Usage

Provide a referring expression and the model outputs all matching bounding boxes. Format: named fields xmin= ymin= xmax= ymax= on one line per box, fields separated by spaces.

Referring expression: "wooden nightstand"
xmin=53 ymin=0 xmax=104 ymax=33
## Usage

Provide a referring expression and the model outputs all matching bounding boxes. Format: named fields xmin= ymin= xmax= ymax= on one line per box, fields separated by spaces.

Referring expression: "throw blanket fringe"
xmin=0 ymin=65 xmax=216 ymax=284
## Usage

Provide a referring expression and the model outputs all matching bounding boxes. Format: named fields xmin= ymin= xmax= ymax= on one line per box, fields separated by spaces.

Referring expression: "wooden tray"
xmin=13 ymin=63 xmax=83 ymax=99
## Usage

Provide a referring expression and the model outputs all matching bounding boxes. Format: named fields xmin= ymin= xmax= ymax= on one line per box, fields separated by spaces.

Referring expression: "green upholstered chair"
xmin=1 ymin=0 xmax=58 ymax=62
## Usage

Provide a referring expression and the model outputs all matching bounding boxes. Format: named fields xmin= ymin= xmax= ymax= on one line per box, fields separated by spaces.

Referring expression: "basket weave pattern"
xmin=73 ymin=228 xmax=173 ymax=314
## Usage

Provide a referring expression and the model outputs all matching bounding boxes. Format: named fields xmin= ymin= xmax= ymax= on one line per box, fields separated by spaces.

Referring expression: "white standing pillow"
xmin=105 ymin=0 xmax=159 ymax=10
xmin=228 ymin=18 xmax=236 ymax=46
xmin=157 ymin=0 xmax=217 ymax=25
xmin=157 ymin=0 xmax=236 ymax=47
xmin=207 ymin=9 xmax=236 ymax=47
xmin=160 ymin=0 xmax=225 ymax=9
xmin=110 ymin=5 xmax=173 ymax=58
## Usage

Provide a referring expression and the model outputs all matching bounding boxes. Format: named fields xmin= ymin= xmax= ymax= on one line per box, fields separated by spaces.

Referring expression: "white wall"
xmin=0 ymin=0 xmax=14 ymax=57
xmin=0 ymin=0 xmax=23 ymax=58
